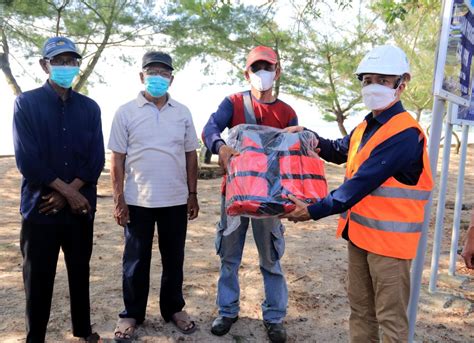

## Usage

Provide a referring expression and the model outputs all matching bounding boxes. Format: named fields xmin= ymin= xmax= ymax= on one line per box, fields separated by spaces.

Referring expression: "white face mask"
xmin=361 ymin=84 xmax=398 ymax=110
xmin=249 ymin=70 xmax=276 ymax=91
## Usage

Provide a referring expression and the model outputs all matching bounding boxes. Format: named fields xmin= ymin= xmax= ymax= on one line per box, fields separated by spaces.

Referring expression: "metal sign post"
xmin=410 ymin=0 xmax=474 ymax=341
xmin=448 ymin=124 xmax=470 ymax=275
xmin=408 ymin=97 xmax=446 ymax=343
xmin=429 ymin=0 xmax=474 ymax=291
xmin=428 ymin=102 xmax=456 ymax=293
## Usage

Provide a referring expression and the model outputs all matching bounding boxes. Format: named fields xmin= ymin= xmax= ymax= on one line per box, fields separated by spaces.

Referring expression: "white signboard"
xmin=456 ymin=1 xmax=474 ymax=123
xmin=433 ymin=0 xmax=473 ymax=107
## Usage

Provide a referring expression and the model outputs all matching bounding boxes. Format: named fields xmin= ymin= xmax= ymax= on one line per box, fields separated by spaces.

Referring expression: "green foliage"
xmin=282 ymin=2 xmax=384 ymax=135
xmin=372 ymin=0 xmax=441 ymax=120
xmin=162 ymin=0 xmax=379 ymax=136
xmin=1 ymin=0 xmax=162 ymax=93
xmin=161 ymin=0 xmax=285 ymax=73
xmin=373 ymin=0 xmax=441 ymax=23
xmin=2 ymin=0 xmax=52 ymax=53
xmin=373 ymin=0 xmax=409 ymax=23
xmin=1 ymin=0 xmax=444 ymax=134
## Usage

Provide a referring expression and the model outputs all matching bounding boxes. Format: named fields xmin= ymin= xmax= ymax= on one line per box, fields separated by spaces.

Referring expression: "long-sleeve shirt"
xmin=308 ymin=101 xmax=424 ymax=227
xmin=13 ymin=81 xmax=105 ymax=224
xmin=202 ymin=91 xmax=299 ymax=153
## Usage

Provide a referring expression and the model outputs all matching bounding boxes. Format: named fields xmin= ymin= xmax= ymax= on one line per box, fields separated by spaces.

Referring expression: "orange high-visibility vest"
xmin=336 ymin=112 xmax=433 ymax=259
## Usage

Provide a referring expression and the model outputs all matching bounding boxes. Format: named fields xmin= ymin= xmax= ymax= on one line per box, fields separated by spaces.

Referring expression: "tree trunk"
xmin=452 ymin=130 xmax=461 ymax=155
xmin=73 ymin=0 xmax=115 ymax=92
xmin=273 ymin=44 xmax=280 ymax=98
xmin=0 ymin=54 xmax=22 ymax=95
xmin=274 ymin=77 xmax=280 ymax=98
xmin=73 ymin=31 xmax=111 ymax=92
xmin=415 ymin=108 xmax=422 ymax=122
xmin=336 ymin=111 xmax=348 ymax=136
xmin=0 ymin=28 xmax=22 ymax=95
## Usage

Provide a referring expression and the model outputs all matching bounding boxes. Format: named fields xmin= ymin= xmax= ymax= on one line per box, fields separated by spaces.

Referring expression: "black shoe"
xmin=211 ymin=315 xmax=238 ymax=336
xmin=264 ymin=321 xmax=287 ymax=343
xmin=81 ymin=332 xmax=101 ymax=342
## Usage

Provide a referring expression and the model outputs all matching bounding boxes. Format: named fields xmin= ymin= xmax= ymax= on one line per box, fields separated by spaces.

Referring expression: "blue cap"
xmin=42 ymin=37 xmax=82 ymax=59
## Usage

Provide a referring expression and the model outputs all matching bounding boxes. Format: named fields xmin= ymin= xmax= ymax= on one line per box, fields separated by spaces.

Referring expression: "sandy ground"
xmin=0 ymin=148 xmax=473 ymax=343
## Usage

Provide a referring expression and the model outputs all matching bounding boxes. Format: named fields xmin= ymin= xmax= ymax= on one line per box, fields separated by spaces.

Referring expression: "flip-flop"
xmin=171 ymin=310 xmax=197 ymax=334
xmin=114 ymin=317 xmax=137 ymax=341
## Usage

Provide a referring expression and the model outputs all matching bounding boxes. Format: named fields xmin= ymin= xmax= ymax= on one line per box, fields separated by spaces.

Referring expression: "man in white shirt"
xmin=108 ymin=51 xmax=200 ymax=339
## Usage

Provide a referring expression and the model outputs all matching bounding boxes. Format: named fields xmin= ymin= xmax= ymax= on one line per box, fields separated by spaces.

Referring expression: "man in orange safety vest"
xmin=283 ymin=45 xmax=433 ymax=343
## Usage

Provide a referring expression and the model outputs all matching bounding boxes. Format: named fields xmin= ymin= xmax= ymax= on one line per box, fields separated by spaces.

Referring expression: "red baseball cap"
xmin=245 ymin=46 xmax=278 ymax=69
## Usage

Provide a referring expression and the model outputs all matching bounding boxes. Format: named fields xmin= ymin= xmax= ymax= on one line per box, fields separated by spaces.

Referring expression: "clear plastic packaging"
xmin=225 ymin=124 xmax=328 ymax=217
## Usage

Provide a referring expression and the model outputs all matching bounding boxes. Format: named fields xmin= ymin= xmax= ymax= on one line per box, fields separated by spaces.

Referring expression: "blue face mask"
xmin=144 ymin=75 xmax=170 ymax=98
xmin=49 ymin=66 xmax=80 ymax=88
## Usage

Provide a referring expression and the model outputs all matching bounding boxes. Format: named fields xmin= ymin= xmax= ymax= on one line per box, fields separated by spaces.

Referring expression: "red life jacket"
xmin=220 ymin=91 xmax=296 ymax=196
xmin=225 ymin=125 xmax=328 ymax=216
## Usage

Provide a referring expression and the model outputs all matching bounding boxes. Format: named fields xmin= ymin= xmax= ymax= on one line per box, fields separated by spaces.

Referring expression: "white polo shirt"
xmin=108 ymin=92 xmax=200 ymax=208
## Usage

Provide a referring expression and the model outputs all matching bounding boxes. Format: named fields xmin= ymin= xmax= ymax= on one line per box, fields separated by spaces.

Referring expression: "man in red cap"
xmin=202 ymin=46 xmax=298 ymax=343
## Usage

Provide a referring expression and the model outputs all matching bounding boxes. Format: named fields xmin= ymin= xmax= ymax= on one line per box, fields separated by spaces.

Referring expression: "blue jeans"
xmin=215 ymin=197 xmax=288 ymax=323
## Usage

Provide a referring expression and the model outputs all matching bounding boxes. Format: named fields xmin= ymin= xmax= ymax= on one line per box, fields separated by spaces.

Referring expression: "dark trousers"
xmin=20 ymin=218 xmax=94 ymax=343
xmin=119 ymin=204 xmax=188 ymax=323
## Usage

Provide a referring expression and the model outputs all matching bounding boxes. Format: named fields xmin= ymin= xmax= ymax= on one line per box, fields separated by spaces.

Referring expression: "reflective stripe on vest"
xmin=350 ymin=212 xmax=422 ymax=233
xmin=370 ymin=186 xmax=431 ymax=200
xmin=336 ymin=111 xmax=433 ymax=259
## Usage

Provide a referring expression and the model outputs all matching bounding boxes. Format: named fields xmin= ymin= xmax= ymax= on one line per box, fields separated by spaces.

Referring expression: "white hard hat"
xmin=356 ymin=45 xmax=411 ymax=79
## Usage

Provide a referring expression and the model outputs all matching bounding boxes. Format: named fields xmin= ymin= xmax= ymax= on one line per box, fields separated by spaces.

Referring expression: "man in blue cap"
xmin=12 ymin=36 xmax=104 ymax=342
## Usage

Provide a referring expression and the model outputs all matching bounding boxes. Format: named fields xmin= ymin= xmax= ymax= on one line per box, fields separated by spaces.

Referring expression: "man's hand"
xmin=63 ymin=188 xmax=91 ymax=215
xmin=187 ymin=194 xmax=199 ymax=220
xmin=39 ymin=191 xmax=67 ymax=215
xmin=283 ymin=126 xmax=305 ymax=133
xmin=48 ymin=178 xmax=91 ymax=215
xmin=218 ymin=145 xmax=240 ymax=173
xmin=281 ymin=194 xmax=312 ymax=222
xmin=461 ymin=225 xmax=474 ymax=269
xmin=114 ymin=195 xmax=129 ymax=227
xmin=284 ymin=126 xmax=321 ymax=154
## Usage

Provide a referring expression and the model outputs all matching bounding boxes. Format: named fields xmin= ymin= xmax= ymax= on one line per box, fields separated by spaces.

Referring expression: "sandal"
xmin=170 ymin=310 xmax=197 ymax=334
xmin=114 ymin=317 xmax=137 ymax=341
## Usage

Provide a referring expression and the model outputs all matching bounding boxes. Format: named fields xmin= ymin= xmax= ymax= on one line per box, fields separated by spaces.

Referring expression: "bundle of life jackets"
xmin=225 ymin=124 xmax=328 ymax=217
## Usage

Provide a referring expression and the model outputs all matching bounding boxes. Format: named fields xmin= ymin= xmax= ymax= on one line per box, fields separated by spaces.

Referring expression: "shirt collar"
xmin=42 ymin=80 xmax=73 ymax=100
xmin=136 ymin=91 xmax=176 ymax=108
xmin=364 ymin=101 xmax=405 ymax=124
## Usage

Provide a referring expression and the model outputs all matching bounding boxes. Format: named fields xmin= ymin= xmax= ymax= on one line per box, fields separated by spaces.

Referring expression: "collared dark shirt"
xmin=13 ymin=81 xmax=105 ymax=224
xmin=307 ymin=101 xmax=424 ymax=229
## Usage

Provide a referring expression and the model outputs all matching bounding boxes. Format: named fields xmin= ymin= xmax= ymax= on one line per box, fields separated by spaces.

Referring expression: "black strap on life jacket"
xmin=242 ymin=91 xmax=257 ymax=124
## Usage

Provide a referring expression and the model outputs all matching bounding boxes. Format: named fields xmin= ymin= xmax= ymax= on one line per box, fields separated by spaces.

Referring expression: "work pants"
xmin=347 ymin=242 xmax=411 ymax=343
